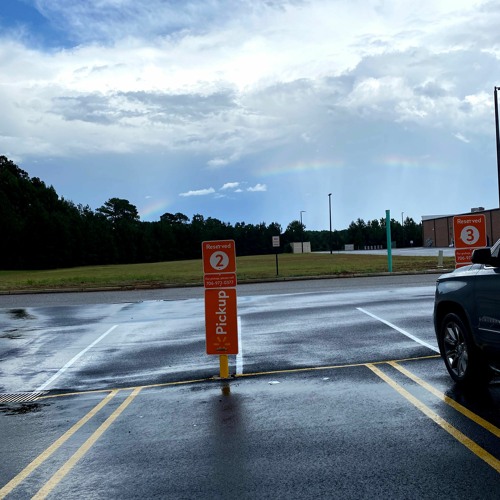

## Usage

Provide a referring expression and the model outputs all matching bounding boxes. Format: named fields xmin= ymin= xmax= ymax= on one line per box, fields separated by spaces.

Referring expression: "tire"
xmin=438 ymin=312 xmax=493 ymax=385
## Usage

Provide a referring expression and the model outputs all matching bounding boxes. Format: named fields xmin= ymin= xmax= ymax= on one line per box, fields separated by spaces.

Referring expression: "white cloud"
xmin=454 ymin=132 xmax=470 ymax=143
xmin=247 ymin=183 xmax=267 ymax=192
xmin=2 ymin=0 xmax=500 ymax=229
xmin=208 ymin=158 xmax=231 ymax=168
xmin=179 ymin=188 xmax=215 ymax=197
xmin=3 ymin=0 xmax=496 ymax=161
xmin=220 ymin=182 xmax=240 ymax=190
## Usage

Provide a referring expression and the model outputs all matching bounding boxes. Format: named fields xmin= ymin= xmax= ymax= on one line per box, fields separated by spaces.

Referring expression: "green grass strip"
xmin=0 ymin=253 xmax=455 ymax=292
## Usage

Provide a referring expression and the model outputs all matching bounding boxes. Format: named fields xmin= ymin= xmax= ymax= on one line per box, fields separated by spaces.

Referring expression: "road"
xmin=1 ymin=275 xmax=499 ymax=499
xmin=336 ymin=246 xmax=456 ymax=257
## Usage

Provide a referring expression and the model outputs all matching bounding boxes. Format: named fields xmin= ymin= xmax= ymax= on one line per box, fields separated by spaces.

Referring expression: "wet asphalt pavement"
xmin=0 ymin=275 xmax=499 ymax=498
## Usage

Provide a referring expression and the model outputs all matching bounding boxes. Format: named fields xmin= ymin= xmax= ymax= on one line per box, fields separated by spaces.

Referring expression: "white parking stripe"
xmin=236 ymin=316 xmax=243 ymax=375
xmin=357 ymin=308 xmax=439 ymax=353
xmin=35 ymin=325 xmax=119 ymax=391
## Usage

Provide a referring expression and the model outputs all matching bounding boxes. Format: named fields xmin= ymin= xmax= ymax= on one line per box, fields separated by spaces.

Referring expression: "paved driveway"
xmin=337 ymin=246 xmax=455 ymax=257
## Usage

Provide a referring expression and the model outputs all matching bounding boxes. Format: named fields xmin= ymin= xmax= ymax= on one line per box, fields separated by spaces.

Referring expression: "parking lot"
xmin=1 ymin=275 xmax=499 ymax=498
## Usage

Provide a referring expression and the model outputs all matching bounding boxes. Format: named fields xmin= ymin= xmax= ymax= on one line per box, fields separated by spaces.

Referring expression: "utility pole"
xmin=328 ymin=193 xmax=332 ymax=254
xmin=401 ymin=211 xmax=404 ymax=247
xmin=300 ymin=210 xmax=306 ymax=253
xmin=495 ymin=87 xmax=500 ymax=207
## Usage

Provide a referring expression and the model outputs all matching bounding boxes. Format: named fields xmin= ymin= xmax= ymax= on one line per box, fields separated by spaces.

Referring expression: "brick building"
xmin=422 ymin=208 xmax=500 ymax=247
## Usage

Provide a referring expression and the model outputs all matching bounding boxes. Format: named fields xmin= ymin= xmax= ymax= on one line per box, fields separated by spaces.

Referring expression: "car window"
xmin=491 ymin=239 xmax=500 ymax=258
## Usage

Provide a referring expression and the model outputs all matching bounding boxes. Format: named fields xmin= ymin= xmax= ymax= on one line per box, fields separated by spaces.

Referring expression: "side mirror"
xmin=472 ymin=247 xmax=500 ymax=267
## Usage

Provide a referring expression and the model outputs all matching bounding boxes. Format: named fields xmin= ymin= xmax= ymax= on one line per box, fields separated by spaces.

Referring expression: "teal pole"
xmin=386 ymin=210 xmax=393 ymax=272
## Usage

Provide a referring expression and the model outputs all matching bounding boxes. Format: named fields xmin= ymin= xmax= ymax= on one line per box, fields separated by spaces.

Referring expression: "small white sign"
xmin=272 ymin=236 xmax=280 ymax=247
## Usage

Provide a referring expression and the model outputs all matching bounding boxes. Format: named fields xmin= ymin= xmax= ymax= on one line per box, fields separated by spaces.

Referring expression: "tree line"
xmin=0 ymin=156 xmax=422 ymax=269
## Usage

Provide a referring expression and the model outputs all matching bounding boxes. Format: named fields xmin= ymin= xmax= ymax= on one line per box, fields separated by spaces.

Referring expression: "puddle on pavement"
xmin=445 ymin=380 xmax=500 ymax=410
xmin=0 ymin=309 xmax=36 ymax=338
xmin=8 ymin=309 xmax=35 ymax=320
xmin=0 ymin=329 xmax=23 ymax=339
xmin=0 ymin=402 xmax=48 ymax=416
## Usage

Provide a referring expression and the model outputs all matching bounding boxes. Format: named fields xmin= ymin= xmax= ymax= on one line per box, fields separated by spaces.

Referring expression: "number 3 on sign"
xmin=460 ymin=226 xmax=480 ymax=246
xmin=210 ymin=251 xmax=229 ymax=271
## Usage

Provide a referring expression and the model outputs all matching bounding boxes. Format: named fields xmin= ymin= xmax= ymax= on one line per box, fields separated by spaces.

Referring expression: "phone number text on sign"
xmin=204 ymin=273 xmax=237 ymax=289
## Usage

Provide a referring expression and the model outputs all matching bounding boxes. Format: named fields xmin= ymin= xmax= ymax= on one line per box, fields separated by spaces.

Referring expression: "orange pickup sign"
xmin=202 ymin=240 xmax=238 ymax=356
xmin=204 ymin=288 xmax=238 ymax=355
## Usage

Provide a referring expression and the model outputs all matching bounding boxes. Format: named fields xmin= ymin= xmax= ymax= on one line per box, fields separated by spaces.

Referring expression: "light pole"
xmin=401 ymin=211 xmax=404 ymax=248
xmin=495 ymin=87 xmax=500 ymax=207
xmin=328 ymin=194 xmax=332 ymax=254
xmin=300 ymin=210 xmax=306 ymax=253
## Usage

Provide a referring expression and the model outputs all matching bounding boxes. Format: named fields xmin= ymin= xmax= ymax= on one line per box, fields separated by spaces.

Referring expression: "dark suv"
xmin=434 ymin=238 xmax=500 ymax=385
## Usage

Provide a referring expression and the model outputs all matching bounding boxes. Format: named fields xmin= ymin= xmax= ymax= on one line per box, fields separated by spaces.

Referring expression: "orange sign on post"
xmin=453 ymin=215 xmax=487 ymax=267
xmin=204 ymin=288 xmax=238 ymax=354
xmin=202 ymin=240 xmax=236 ymax=274
xmin=202 ymin=240 xmax=238 ymax=356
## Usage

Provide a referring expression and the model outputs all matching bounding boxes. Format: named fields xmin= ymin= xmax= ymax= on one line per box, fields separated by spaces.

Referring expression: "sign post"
xmin=386 ymin=210 xmax=393 ymax=272
xmin=453 ymin=214 xmax=487 ymax=268
xmin=202 ymin=240 xmax=238 ymax=378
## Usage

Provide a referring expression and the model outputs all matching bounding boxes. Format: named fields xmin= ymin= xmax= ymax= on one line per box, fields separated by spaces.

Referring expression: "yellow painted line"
xmin=32 ymin=387 xmax=142 ymax=500
xmin=389 ymin=361 xmax=500 ymax=438
xmin=123 ymin=377 xmax=212 ymax=391
xmin=367 ymin=364 xmax=500 ymax=474
xmin=35 ymin=355 xmax=441 ymax=401
xmin=37 ymin=377 xmax=212 ymax=400
xmin=235 ymin=362 xmax=369 ymax=378
xmin=0 ymin=390 xmax=118 ymax=499
xmin=235 ymin=355 xmax=440 ymax=379
xmin=38 ymin=388 xmax=116 ymax=399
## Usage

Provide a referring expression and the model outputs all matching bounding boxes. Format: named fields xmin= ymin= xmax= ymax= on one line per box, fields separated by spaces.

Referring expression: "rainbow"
xmin=139 ymin=198 xmax=172 ymax=221
xmin=380 ymin=155 xmax=439 ymax=169
xmin=256 ymin=159 xmax=344 ymax=177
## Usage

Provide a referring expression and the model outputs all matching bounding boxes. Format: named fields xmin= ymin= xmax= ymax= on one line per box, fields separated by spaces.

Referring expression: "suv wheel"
xmin=438 ymin=312 xmax=493 ymax=385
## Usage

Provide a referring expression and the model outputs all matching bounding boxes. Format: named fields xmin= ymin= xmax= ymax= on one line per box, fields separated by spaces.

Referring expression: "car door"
xmin=475 ymin=240 xmax=500 ymax=355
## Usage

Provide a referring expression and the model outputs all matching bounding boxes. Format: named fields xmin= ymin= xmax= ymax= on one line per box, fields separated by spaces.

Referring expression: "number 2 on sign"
xmin=210 ymin=251 xmax=229 ymax=271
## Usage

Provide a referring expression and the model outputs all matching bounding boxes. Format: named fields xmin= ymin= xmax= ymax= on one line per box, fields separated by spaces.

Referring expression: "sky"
xmin=1 ymin=0 xmax=500 ymax=231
